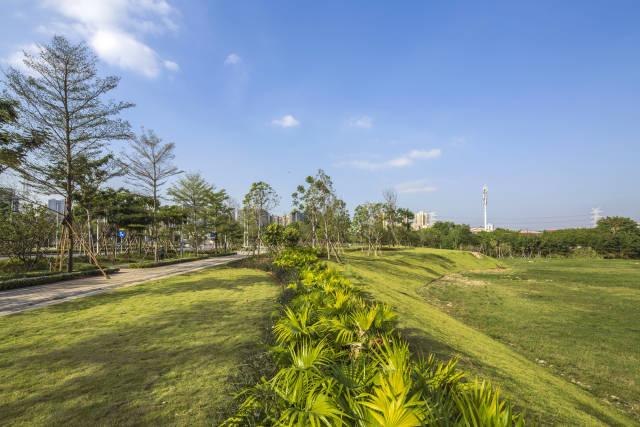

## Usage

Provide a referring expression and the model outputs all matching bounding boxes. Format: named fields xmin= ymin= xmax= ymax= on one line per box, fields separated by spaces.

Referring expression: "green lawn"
xmin=422 ymin=257 xmax=640 ymax=420
xmin=333 ymin=248 xmax=636 ymax=426
xmin=0 ymin=266 xmax=280 ymax=426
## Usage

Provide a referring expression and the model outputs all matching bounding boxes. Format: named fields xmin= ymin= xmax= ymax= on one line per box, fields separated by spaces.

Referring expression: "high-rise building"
xmin=270 ymin=214 xmax=293 ymax=226
xmin=48 ymin=199 xmax=65 ymax=214
xmin=291 ymin=211 xmax=307 ymax=223
xmin=412 ymin=210 xmax=431 ymax=229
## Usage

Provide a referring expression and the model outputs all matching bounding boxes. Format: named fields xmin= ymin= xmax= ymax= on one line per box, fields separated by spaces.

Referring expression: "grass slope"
xmin=423 ymin=257 xmax=640 ymax=420
xmin=0 ymin=267 xmax=279 ymax=426
xmin=333 ymin=248 xmax=635 ymax=426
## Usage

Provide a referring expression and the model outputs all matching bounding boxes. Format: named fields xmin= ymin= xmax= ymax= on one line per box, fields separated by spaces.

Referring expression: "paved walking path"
xmin=0 ymin=254 xmax=246 ymax=317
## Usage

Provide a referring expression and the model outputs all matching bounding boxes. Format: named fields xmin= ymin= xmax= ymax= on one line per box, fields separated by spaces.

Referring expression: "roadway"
xmin=0 ymin=254 xmax=246 ymax=316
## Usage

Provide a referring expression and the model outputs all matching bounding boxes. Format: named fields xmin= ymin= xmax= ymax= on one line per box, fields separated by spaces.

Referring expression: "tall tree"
xmin=382 ymin=188 xmax=398 ymax=245
xmin=292 ymin=170 xmax=343 ymax=259
xmin=292 ymin=175 xmax=322 ymax=248
xmin=205 ymin=187 xmax=230 ymax=251
xmin=125 ymin=128 xmax=181 ymax=261
xmin=4 ymin=36 xmax=133 ymax=272
xmin=168 ymin=173 xmax=214 ymax=256
xmin=396 ymin=208 xmax=415 ymax=231
xmin=353 ymin=202 xmax=385 ymax=256
xmin=243 ymin=181 xmax=279 ymax=255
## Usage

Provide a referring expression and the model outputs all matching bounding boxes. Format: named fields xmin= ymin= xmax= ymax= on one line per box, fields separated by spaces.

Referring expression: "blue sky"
xmin=2 ymin=0 xmax=639 ymax=229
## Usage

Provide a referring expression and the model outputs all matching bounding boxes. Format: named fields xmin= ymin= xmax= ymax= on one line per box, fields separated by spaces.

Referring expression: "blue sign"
xmin=118 ymin=230 xmax=126 ymax=238
xmin=209 ymin=233 xmax=216 ymax=239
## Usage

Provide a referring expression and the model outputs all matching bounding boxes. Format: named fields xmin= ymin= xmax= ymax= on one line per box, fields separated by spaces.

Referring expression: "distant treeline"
xmin=405 ymin=217 xmax=640 ymax=259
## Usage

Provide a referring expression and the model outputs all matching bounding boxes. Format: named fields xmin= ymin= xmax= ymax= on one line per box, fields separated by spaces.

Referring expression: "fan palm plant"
xmin=225 ymin=248 xmax=527 ymax=426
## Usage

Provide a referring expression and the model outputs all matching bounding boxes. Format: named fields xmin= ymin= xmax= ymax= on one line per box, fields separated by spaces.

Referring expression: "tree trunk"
xmin=85 ymin=208 xmax=93 ymax=264
xmin=323 ymin=217 xmax=331 ymax=260
xmin=153 ymin=180 xmax=158 ymax=262
xmin=65 ymin=197 xmax=73 ymax=272
xmin=256 ymin=209 xmax=261 ymax=256
xmin=194 ymin=211 xmax=199 ymax=256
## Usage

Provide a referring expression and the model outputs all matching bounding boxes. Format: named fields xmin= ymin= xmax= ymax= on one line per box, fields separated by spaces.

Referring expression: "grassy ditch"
xmin=420 ymin=257 xmax=640 ymax=420
xmin=334 ymin=247 xmax=635 ymax=425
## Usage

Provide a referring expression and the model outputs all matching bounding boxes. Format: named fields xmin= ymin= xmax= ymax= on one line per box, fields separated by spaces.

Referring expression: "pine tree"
xmin=3 ymin=36 xmax=133 ymax=272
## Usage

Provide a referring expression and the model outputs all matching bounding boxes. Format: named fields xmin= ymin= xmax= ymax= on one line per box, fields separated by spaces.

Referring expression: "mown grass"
xmin=0 ymin=266 xmax=280 ymax=426
xmin=333 ymin=248 xmax=636 ymax=426
xmin=422 ymin=257 xmax=640 ymax=420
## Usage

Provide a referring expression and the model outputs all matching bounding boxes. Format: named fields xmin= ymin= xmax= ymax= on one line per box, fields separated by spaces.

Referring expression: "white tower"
xmin=483 ymin=186 xmax=488 ymax=231
xmin=590 ymin=207 xmax=602 ymax=227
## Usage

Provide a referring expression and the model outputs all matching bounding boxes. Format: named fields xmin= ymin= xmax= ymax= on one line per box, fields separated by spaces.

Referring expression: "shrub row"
xmin=0 ymin=267 xmax=120 ymax=291
xmin=127 ymin=252 xmax=236 ymax=269
xmin=0 ymin=264 xmax=103 ymax=281
xmin=224 ymin=249 xmax=526 ymax=426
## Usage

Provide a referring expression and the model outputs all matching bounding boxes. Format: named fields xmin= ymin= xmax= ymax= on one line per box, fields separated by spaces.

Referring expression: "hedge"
xmin=127 ymin=252 xmax=236 ymax=269
xmin=0 ymin=265 xmax=102 ymax=281
xmin=0 ymin=267 xmax=120 ymax=291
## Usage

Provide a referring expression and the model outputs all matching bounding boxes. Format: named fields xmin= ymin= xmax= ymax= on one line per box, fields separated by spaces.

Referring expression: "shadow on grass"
xmin=398 ymin=326 xmax=460 ymax=362
xmin=346 ymin=256 xmax=444 ymax=281
xmin=38 ymin=270 xmax=267 ymax=316
xmin=0 ymin=272 xmax=279 ymax=425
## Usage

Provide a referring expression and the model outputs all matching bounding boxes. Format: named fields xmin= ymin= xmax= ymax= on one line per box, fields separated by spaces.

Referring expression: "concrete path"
xmin=0 ymin=254 xmax=246 ymax=317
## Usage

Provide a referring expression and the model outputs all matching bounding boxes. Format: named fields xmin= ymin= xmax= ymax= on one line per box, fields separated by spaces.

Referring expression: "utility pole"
xmin=591 ymin=207 xmax=602 ymax=227
xmin=483 ymin=186 xmax=488 ymax=231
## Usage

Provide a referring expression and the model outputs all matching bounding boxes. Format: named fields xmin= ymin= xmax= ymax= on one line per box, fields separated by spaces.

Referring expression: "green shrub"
xmin=0 ymin=258 xmax=51 ymax=274
xmin=224 ymin=248 xmax=526 ymax=426
xmin=273 ymin=247 xmax=320 ymax=269
xmin=0 ymin=267 xmax=120 ymax=291
xmin=569 ymin=246 xmax=600 ymax=259
xmin=0 ymin=264 xmax=101 ymax=281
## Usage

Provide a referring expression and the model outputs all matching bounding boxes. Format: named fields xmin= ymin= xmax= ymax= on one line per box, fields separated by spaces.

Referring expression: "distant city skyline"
xmin=1 ymin=1 xmax=639 ymax=230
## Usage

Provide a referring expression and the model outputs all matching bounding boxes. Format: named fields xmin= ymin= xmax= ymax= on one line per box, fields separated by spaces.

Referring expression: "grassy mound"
xmin=422 ymin=257 xmax=640 ymax=420
xmin=334 ymin=248 xmax=635 ymax=426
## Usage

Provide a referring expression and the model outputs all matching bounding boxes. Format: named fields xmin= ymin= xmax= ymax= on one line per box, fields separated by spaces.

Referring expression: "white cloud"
xmin=224 ymin=53 xmax=241 ymax=65
xmin=348 ymin=115 xmax=373 ymax=129
xmin=407 ymin=149 xmax=441 ymax=160
xmin=335 ymin=148 xmax=441 ymax=170
xmin=32 ymin=0 xmax=179 ymax=78
xmin=395 ymin=179 xmax=437 ymax=194
xmin=163 ymin=59 xmax=179 ymax=71
xmin=272 ymin=114 xmax=300 ymax=128
xmin=1 ymin=43 xmax=41 ymax=73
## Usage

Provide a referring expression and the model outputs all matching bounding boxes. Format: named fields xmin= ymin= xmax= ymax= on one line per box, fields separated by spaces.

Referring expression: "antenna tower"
xmin=482 ymin=186 xmax=488 ymax=231
xmin=590 ymin=207 xmax=602 ymax=227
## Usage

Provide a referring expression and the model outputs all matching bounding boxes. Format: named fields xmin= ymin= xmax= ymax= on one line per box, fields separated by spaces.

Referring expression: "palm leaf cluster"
xmin=224 ymin=249 xmax=526 ymax=426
